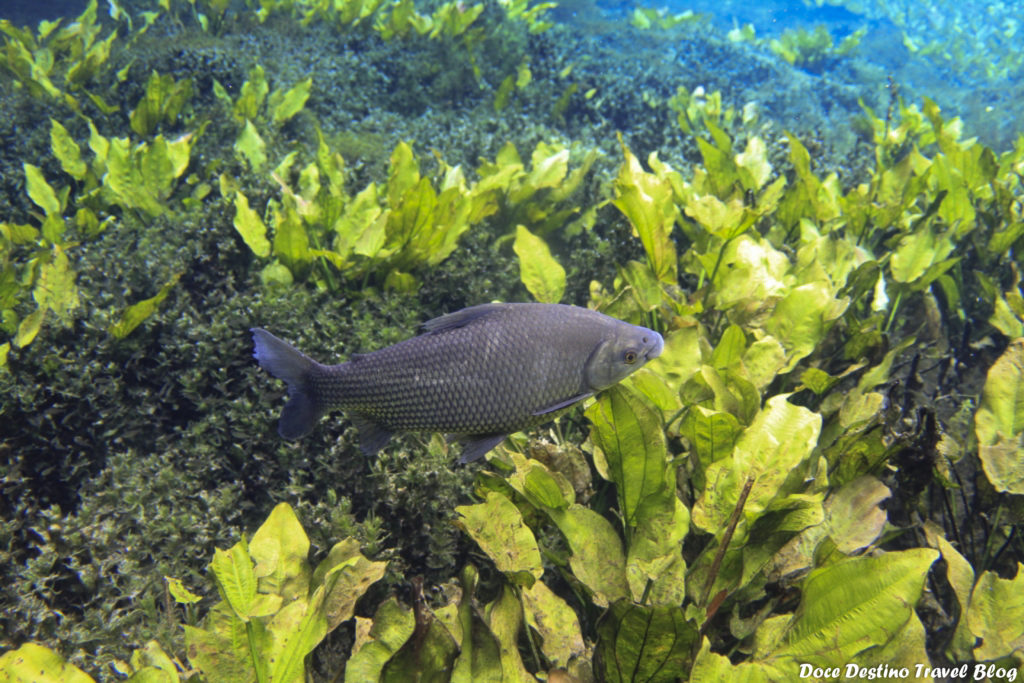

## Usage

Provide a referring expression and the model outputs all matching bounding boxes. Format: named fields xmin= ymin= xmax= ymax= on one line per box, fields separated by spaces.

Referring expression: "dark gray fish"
xmin=251 ymin=302 xmax=664 ymax=463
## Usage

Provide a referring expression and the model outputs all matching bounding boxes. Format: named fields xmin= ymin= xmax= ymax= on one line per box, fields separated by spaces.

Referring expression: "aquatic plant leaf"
xmin=184 ymin=619 xmax=255 ymax=682
xmin=773 ymin=548 xmax=938 ymax=665
xmin=235 ymin=119 xmax=267 ymax=172
xmin=345 ymin=599 xmax=415 ymax=683
xmin=521 ymin=579 xmax=585 ymax=667
xmin=13 ymin=308 xmax=46 ymax=348
xmin=0 ymin=642 xmax=94 ymax=683
xmin=211 ymin=541 xmax=261 ymax=621
xmin=50 ymin=119 xmax=87 ymax=181
xmin=764 ymin=282 xmax=848 ymax=372
xmin=235 ymin=65 xmax=268 ymax=122
xmin=735 ymin=135 xmax=773 ymax=191
xmin=270 ymin=77 xmax=312 ymax=127
xmin=597 ymin=600 xmax=697 ymax=683
xmin=265 ymin=588 xmax=327 ymax=683
xmin=586 ymin=385 xmax=687 ymax=603
xmin=33 ymin=247 xmax=78 ymax=325
xmin=691 ymin=637 xmax=796 ymax=682
xmin=974 ymin=338 xmax=1024 ymax=494
xmin=380 ymin=609 xmax=458 ymax=683
xmin=165 ymin=576 xmax=202 ymax=604
xmin=484 ymin=584 xmax=534 ymax=683
xmin=314 ymin=538 xmax=387 ymax=632
xmin=692 ymin=395 xmax=821 ymax=537
xmin=547 ymin=504 xmax=629 ymax=607
xmin=513 ymin=225 xmax=565 ymax=303
xmin=109 ymin=273 xmax=180 ymax=339
xmin=105 ymin=137 xmax=163 ymax=215
xmin=23 ymin=163 xmax=61 ymax=216
xmin=233 ymin=191 xmax=271 ymax=257
xmin=922 ymin=522 xmax=976 ymax=662
xmin=456 ymin=492 xmax=543 ymax=584
xmin=272 ymin=203 xmax=312 ymax=277
xmin=681 ymin=406 xmax=741 ymax=483
xmin=889 ymin=223 xmax=954 ymax=285
xmin=249 ymin=502 xmax=311 ymax=603
xmin=612 ymin=141 xmax=678 ymax=283
xmin=967 ymin=564 xmax=1024 ymax=661
xmin=127 ymin=640 xmax=178 ymax=682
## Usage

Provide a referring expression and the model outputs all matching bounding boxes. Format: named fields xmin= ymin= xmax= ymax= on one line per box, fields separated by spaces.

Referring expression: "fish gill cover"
xmin=0 ymin=0 xmax=1022 ymax=681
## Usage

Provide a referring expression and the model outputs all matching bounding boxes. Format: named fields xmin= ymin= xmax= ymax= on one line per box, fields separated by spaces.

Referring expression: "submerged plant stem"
xmin=699 ymin=475 xmax=754 ymax=608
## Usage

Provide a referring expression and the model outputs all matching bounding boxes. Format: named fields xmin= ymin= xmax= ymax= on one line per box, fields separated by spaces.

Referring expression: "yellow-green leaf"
xmin=50 ymin=119 xmax=87 ymax=181
xmin=967 ymin=564 xmax=1024 ymax=662
xmin=24 ymin=163 xmax=61 ymax=216
xmin=235 ymin=120 xmax=267 ymax=172
xmin=270 ymin=77 xmax=312 ymax=127
xmin=0 ymin=642 xmax=94 ymax=683
xmin=248 ymin=501 xmax=311 ymax=603
xmin=512 ymin=224 xmax=565 ymax=303
xmin=233 ymin=191 xmax=271 ymax=258
xmin=165 ymin=576 xmax=202 ymax=604
xmin=109 ymin=274 xmax=179 ymax=339
xmin=974 ymin=337 xmax=1024 ymax=494
xmin=455 ymin=492 xmax=543 ymax=583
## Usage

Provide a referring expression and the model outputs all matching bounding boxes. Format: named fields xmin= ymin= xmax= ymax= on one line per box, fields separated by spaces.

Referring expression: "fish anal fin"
xmin=532 ymin=392 xmax=594 ymax=416
xmin=458 ymin=433 xmax=508 ymax=464
xmin=420 ymin=303 xmax=507 ymax=334
xmin=351 ymin=415 xmax=394 ymax=456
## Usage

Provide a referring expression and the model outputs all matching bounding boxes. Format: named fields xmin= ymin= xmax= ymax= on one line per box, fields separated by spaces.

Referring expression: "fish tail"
xmin=251 ymin=328 xmax=323 ymax=440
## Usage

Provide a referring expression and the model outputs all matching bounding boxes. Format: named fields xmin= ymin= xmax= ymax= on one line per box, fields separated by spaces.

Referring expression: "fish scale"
xmin=251 ymin=302 xmax=664 ymax=463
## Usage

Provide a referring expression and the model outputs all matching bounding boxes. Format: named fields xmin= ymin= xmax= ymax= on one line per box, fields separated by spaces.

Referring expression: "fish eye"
xmin=624 ymin=350 xmax=638 ymax=364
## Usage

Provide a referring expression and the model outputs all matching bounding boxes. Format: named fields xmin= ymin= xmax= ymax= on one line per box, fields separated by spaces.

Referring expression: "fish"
xmin=251 ymin=302 xmax=664 ymax=463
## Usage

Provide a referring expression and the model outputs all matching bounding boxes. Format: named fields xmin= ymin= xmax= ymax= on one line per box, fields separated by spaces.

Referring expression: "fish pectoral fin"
xmin=532 ymin=392 xmax=594 ymax=416
xmin=351 ymin=415 xmax=394 ymax=456
xmin=457 ymin=434 xmax=508 ymax=464
xmin=420 ymin=303 xmax=508 ymax=334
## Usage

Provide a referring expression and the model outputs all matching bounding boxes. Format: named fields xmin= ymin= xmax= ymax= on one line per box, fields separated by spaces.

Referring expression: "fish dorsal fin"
xmin=533 ymin=392 xmax=594 ymax=416
xmin=420 ymin=303 xmax=509 ymax=334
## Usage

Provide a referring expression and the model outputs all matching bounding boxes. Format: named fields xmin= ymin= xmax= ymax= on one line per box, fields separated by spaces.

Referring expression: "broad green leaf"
xmin=735 ymin=135 xmax=772 ymax=191
xmin=849 ymin=609 xmax=930 ymax=673
xmin=770 ymin=476 xmax=889 ymax=580
xmin=14 ymin=308 xmax=46 ymax=348
xmin=249 ymin=502 xmax=311 ymax=603
xmin=235 ymin=65 xmax=268 ymax=121
xmin=314 ymin=538 xmax=387 ymax=632
xmin=345 ymin=599 xmax=415 ymax=683
xmin=387 ymin=141 xmax=420 ymax=209
xmin=521 ymin=580 xmax=585 ymax=667
xmin=448 ymin=565 xmax=503 ymax=683
xmin=691 ymin=637 xmax=796 ymax=682
xmin=210 ymin=540 xmax=280 ymax=622
xmin=711 ymin=324 xmax=746 ymax=369
xmin=105 ymin=137 xmax=164 ymax=216
xmin=109 ymin=274 xmax=180 ymax=339
xmin=547 ymin=505 xmax=630 ymax=607
xmin=266 ymin=589 xmax=327 ymax=683
xmin=680 ymin=406 xmax=741 ymax=476
xmin=271 ymin=77 xmax=312 ymax=127
xmin=967 ymin=564 xmax=1024 ymax=662
xmin=597 ymin=601 xmax=698 ymax=683
xmin=974 ymin=338 xmax=1024 ymax=494
xmin=774 ymin=548 xmax=939 ymax=665
xmin=24 ymin=163 xmax=61 ymax=216
xmin=50 ymin=119 xmax=87 ymax=181
xmin=0 ymin=342 xmax=10 ymax=369
xmin=923 ymin=522 xmax=976 ymax=662
xmin=763 ymin=281 xmax=848 ymax=372
xmin=692 ymin=395 xmax=821 ymax=537
xmin=889 ymin=223 xmax=954 ymax=285
xmin=380 ymin=609 xmax=458 ymax=682
xmin=706 ymin=235 xmax=789 ymax=311
xmin=587 ymin=383 xmax=687 ymax=603
xmin=612 ymin=141 xmax=678 ymax=283
xmin=272 ymin=203 xmax=312 ymax=278
xmin=455 ymin=492 xmax=543 ymax=583
xmin=165 ymin=576 xmax=202 ymax=604
xmin=235 ymin=120 xmax=266 ymax=172
xmin=0 ymin=642 xmax=94 ymax=683
xmin=484 ymin=585 xmax=534 ymax=683
xmin=513 ymin=224 xmax=565 ymax=303
xmin=33 ymin=247 xmax=78 ymax=324
xmin=233 ymin=191 xmax=271 ymax=257
xmin=127 ymin=640 xmax=178 ymax=683
xmin=525 ymin=142 xmax=568 ymax=189
xmin=184 ymin=611 xmax=259 ymax=682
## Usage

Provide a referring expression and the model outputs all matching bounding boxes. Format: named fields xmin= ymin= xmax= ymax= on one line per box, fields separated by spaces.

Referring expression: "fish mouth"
xmin=643 ymin=330 xmax=665 ymax=361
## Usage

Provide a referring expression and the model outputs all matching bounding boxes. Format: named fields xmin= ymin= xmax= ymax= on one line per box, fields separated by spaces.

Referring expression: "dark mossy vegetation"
xmin=1 ymin=0 xmax=1024 ymax=680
